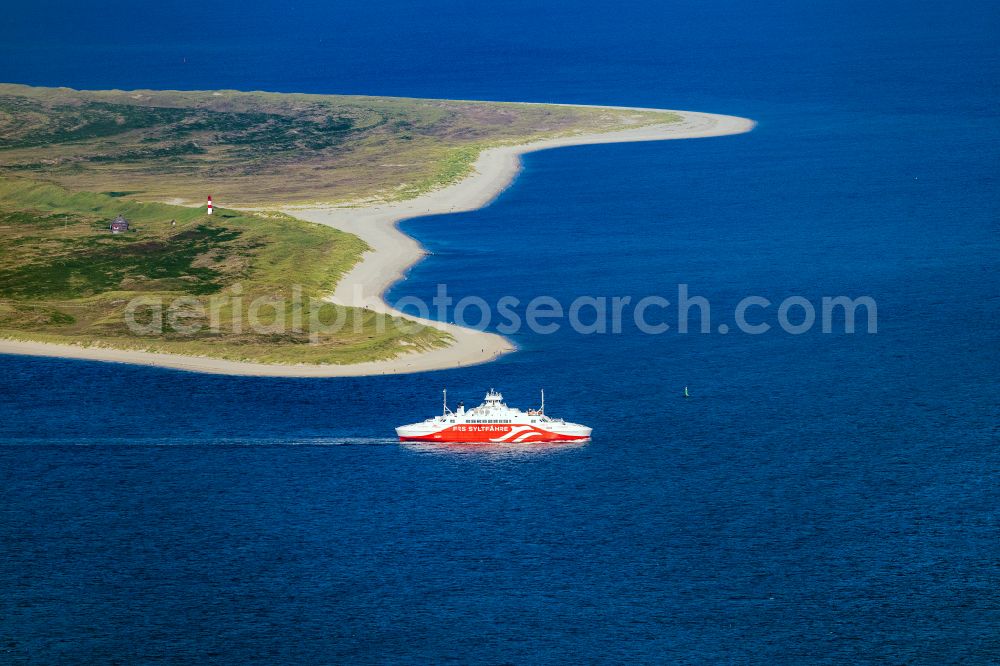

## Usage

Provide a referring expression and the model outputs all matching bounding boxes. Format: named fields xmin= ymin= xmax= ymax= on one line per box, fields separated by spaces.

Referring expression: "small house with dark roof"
xmin=110 ymin=214 xmax=130 ymax=234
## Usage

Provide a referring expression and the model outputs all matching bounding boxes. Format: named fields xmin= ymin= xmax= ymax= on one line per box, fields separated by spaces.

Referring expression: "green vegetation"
xmin=0 ymin=179 xmax=448 ymax=364
xmin=0 ymin=84 xmax=680 ymax=364
xmin=0 ymin=84 xmax=680 ymax=205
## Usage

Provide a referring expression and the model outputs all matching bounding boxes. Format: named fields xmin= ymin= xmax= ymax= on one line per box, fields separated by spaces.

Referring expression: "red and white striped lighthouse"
xmin=206 ymin=195 xmax=214 ymax=215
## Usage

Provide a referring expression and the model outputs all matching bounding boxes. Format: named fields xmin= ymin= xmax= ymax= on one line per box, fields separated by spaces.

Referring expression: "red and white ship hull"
xmin=397 ymin=422 xmax=591 ymax=443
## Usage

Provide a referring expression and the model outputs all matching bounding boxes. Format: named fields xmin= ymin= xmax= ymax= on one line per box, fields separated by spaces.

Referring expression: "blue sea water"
xmin=1 ymin=0 xmax=998 ymax=663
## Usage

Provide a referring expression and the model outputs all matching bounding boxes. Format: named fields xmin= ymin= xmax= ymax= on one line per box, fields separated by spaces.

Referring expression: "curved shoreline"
xmin=0 ymin=107 xmax=753 ymax=376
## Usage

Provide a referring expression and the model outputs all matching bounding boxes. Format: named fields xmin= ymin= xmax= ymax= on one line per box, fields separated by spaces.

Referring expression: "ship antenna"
xmin=541 ymin=388 xmax=545 ymax=414
xmin=443 ymin=388 xmax=447 ymax=416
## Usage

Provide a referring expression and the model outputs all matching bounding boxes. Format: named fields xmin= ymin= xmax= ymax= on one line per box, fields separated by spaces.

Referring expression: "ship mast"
xmin=541 ymin=388 xmax=545 ymax=415
xmin=443 ymin=388 xmax=447 ymax=416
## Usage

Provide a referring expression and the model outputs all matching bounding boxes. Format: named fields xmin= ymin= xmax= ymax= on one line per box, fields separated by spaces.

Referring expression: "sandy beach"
xmin=0 ymin=107 xmax=753 ymax=376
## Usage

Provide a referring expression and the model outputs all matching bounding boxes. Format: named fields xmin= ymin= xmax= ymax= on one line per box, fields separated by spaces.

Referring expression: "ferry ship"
xmin=395 ymin=389 xmax=592 ymax=443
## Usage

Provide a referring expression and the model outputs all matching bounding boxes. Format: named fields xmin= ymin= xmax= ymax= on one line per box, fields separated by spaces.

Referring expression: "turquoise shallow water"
xmin=1 ymin=0 xmax=998 ymax=663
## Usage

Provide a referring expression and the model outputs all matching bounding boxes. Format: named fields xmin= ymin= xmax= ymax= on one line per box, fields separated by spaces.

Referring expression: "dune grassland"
xmin=0 ymin=84 xmax=680 ymax=365
xmin=0 ymin=84 xmax=678 ymax=204
xmin=0 ymin=179 xmax=454 ymax=364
